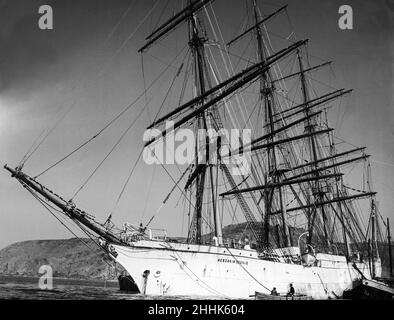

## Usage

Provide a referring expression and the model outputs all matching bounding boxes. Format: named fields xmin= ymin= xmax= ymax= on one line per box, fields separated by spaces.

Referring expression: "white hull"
xmin=111 ymin=240 xmax=381 ymax=299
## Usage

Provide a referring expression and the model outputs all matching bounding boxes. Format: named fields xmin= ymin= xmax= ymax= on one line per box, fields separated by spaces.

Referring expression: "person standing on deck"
xmin=288 ymin=283 xmax=295 ymax=299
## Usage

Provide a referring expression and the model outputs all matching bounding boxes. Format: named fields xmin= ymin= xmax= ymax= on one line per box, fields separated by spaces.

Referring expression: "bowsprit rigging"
xmin=4 ymin=0 xmax=391 ymax=299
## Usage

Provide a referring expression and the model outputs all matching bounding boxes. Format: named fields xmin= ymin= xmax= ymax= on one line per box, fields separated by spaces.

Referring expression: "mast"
xmin=297 ymin=49 xmax=330 ymax=247
xmin=187 ymin=3 xmax=223 ymax=245
xmin=371 ymin=198 xmax=376 ymax=277
xmin=327 ymin=125 xmax=350 ymax=257
xmin=139 ymin=0 xmax=215 ymax=53
xmin=387 ymin=217 xmax=393 ymax=277
xmin=338 ymin=189 xmax=350 ymax=256
xmin=188 ymin=8 xmax=207 ymax=245
xmin=252 ymin=0 xmax=289 ymax=248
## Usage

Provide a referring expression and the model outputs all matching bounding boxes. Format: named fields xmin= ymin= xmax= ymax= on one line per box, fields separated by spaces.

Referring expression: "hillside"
xmin=0 ymin=238 xmax=117 ymax=280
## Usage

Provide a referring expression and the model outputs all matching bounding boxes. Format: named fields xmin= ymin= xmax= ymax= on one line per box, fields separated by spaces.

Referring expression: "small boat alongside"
xmin=254 ymin=291 xmax=312 ymax=300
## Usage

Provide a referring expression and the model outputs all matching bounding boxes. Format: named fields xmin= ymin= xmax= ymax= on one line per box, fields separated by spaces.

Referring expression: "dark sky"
xmin=0 ymin=0 xmax=393 ymax=249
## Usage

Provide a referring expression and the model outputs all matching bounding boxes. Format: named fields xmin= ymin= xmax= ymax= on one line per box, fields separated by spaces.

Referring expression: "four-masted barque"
xmin=5 ymin=0 xmax=385 ymax=299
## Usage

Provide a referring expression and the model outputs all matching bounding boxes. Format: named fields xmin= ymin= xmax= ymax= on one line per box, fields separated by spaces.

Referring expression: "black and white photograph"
xmin=0 ymin=0 xmax=393 ymax=311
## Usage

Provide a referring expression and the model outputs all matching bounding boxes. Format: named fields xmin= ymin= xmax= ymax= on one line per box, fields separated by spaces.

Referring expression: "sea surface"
xmin=0 ymin=275 xmax=228 ymax=300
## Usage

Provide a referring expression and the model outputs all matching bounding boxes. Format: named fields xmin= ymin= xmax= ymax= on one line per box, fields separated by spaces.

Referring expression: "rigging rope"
xmin=96 ymin=0 xmax=161 ymax=79
xmin=141 ymin=165 xmax=157 ymax=221
xmin=151 ymin=53 xmax=189 ymax=123
xmin=141 ymin=53 xmax=151 ymax=123
xmin=71 ymin=96 xmax=152 ymax=200
xmin=24 ymin=185 xmax=117 ymax=271
xmin=101 ymin=0 xmax=137 ymax=49
xmin=163 ymin=242 xmax=230 ymax=297
xmin=19 ymin=0 xmax=144 ymax=168
xmin=34 ymin=44 xmax=188 ymax=179
xmin=108 ymin=54 xmax=191 ymax=221
xmin=19 ymin=100 xmax=77 ymax=168
xmin=225 ymin=246 xmax=271 ymax=293
xmin=155 ymin=0 xmax=172 ymax=30
xmin=110 ymin=148 xmax=144 ymax=215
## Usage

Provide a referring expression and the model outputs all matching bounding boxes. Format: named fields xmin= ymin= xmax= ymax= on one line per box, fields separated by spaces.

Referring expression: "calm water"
xmin=0 ymin=275 xmax=227 ymax=300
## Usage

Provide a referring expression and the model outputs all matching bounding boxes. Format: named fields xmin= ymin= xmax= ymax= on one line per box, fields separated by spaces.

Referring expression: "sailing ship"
xmin=5 ymin=0 xmax=389 ymax=299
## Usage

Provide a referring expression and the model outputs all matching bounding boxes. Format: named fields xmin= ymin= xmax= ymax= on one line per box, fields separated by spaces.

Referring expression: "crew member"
xmin=271 ymin=287 xmax=278 ymax=296
xmin=288 ymin=283 xmax=295 ymax=298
